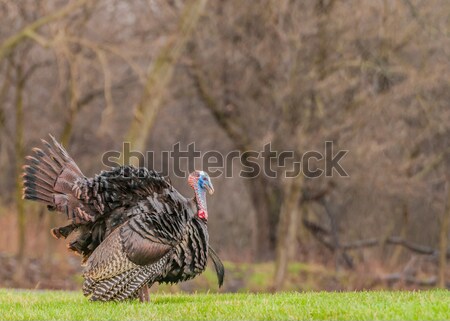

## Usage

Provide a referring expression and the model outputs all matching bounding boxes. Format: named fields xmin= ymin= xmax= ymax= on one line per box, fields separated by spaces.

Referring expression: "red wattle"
xmin=197 ymin=209 xmax=208 ymax=220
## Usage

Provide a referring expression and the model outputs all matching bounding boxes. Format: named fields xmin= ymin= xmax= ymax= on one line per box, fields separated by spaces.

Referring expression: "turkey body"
xmin=81 ymin=181 xmax=210 ymax=301
xmin=22 ymin=136 xmax=223 ymax=301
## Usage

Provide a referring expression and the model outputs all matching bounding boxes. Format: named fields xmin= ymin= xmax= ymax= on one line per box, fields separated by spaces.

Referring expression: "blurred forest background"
xmin=0 ymin=0 xmax=449 ymax=293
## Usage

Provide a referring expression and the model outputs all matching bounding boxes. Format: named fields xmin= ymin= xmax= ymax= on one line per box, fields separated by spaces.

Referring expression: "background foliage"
xmin=0 ymin=0 xmax=449 ymax=292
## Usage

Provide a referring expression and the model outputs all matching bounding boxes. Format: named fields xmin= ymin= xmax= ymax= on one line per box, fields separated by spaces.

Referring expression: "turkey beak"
xmin=205 ymin=182 xmax=214 ymax=195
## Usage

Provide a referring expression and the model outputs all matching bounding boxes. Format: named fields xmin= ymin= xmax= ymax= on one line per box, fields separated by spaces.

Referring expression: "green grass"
xmin=0 ymin=289 xmax=449 ymax=320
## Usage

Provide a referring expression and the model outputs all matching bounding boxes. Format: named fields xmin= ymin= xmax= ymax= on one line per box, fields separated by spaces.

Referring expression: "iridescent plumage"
xmin=22 ymin=135 xmax=224 ymax=301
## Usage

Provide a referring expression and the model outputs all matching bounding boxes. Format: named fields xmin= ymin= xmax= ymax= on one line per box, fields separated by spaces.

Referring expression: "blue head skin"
xmin=188 ymin=170 xmax=214 ymax=220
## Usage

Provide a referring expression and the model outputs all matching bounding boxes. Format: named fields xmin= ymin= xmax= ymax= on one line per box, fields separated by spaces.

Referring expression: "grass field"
xmin=0 ymin=289 xmax=448 ymax=320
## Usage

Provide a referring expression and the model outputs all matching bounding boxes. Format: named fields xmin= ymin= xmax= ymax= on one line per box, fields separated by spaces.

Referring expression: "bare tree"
xmin=0 ymin=0 xmax=449 ymax=291
xmin=124 ymin=0 xmax=208 ymax=158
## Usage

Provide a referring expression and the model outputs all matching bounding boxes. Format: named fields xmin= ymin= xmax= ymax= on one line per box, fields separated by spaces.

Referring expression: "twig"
xmin=302 ymin=220 xmax=450 ymax=259
xmin=0 ymin=0 xmax=93 ymax=61
xmin=381 ymin=273 xmax=450 ymax=288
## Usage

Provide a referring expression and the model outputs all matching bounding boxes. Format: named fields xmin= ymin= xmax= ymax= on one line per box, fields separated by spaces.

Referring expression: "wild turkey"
xmin=22 ymin=135 xmax=224 ymax=302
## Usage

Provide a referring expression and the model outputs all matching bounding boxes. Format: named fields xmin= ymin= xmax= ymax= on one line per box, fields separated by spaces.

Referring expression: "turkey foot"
xmin=138 ymin=284 xmax=150 ymax=302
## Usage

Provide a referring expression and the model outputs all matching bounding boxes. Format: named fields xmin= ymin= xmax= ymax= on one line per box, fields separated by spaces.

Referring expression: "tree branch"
xmin=123 ymin=0 xmax=208 ymax=159
xmin=189 ymin=65 xmax=250 ymax=152
xmin=0 ymin=0 xmax=93 ymax=61
xmin=302 ymin=220 xmax=450 ymax=258
xmin=380 ymin=273 xmax=450 ymax=288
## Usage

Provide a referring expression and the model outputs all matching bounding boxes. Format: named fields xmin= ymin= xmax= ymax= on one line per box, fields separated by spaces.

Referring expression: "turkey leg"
xmin=138 ymin=284 xmax=150 ymax=302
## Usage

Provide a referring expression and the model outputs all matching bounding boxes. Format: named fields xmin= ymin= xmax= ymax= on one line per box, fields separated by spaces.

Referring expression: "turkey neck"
xmin=193 ymin=186 xmax=208 ymax=221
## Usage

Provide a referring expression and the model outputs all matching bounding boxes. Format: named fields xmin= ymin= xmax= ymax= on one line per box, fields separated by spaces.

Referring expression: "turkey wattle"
xmin=22 ymin=135 xmax=224 ymax=302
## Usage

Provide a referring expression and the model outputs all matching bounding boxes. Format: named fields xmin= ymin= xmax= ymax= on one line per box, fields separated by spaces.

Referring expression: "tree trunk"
xmin=314 ymin=0 xmax=335 ymax=80
xmin=190 ymin=66 xmax=281 ymax=260
xmin=388 ymin=204 xmax=409 ymax=268
xmin=274 ymin=176 xmax=303 ymax=290
xmin=123 ymin=0 xmax=208 ymax=160
xmin=15 ymin=65 xmax=26 ymax=263
xmin=438 ymin=183 xmax=450 ymax=288
xmin=246 ymin=176 xmax=281 ymax=261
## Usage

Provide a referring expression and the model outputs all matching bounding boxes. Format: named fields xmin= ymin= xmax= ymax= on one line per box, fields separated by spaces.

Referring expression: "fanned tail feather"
xmin=22 ymin=134 xmax=84 ymax=212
